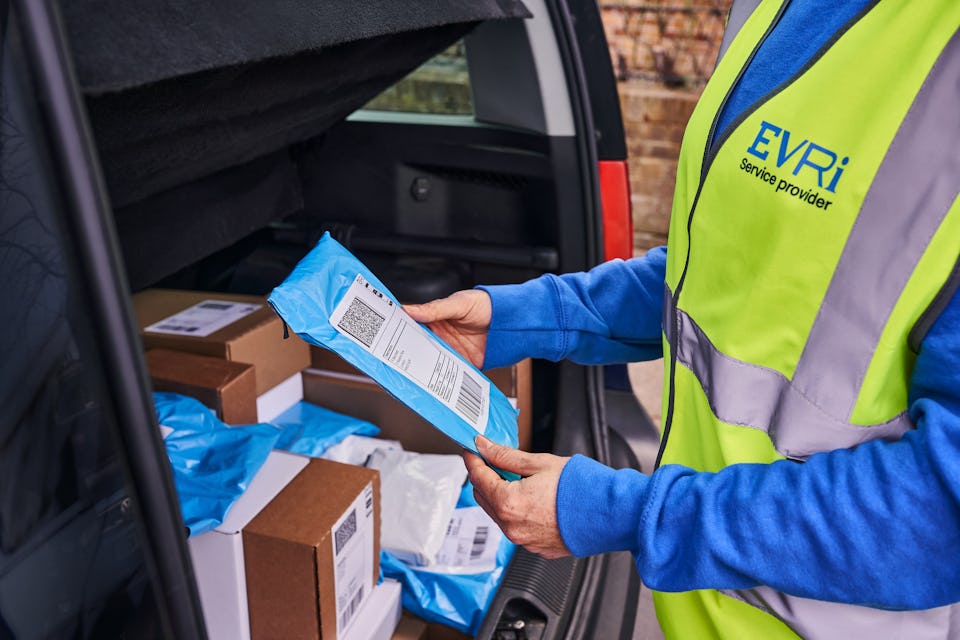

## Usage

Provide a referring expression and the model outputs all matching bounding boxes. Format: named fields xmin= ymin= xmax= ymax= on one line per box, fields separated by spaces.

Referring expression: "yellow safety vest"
xmin=655 ymin=0 xmax=960 ymax=637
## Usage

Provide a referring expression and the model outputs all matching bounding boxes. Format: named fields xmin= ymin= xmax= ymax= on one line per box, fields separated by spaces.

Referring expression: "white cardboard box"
xmin=342 ymin=579 xmax=402 ymax=640
xmin=187 ymin=450 xmax=310 ymax=640
xmin=256 ymin=371 xmax=304 ymax=422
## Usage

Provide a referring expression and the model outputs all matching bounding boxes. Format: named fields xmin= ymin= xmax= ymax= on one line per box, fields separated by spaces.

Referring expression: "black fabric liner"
xmin=113 ymin=150 xmax=304 ymax=291
xmin=85 ymin=25 xmax=477 ymax=206
xmin=60 ymin=0 xmax=530 ymax=94
xmin=58 ymin=0 xmax=529 ymax=206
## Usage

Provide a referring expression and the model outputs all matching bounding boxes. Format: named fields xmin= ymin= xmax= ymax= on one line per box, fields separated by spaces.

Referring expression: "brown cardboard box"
xmin=188 ymin=451 xmax=311 ymax=640
xmin=308 ymin=349 xmax=532 ymax=451
xmin=244 ymin=459 xmax=380 ymax=640
xmin=303 ymin=369 xmax=459 ymax=455
xmin=389 ymin=614 xmax=471 ymax=640
xmin=391 ymin=614 xmax=427 ymax=640
xmin=133 ymin=289 xmax=310 ymax=394
xmin=423 ymin=623 xmax=472 ymax=640
xmin=146 ymin=348 xmax=258 ymax=424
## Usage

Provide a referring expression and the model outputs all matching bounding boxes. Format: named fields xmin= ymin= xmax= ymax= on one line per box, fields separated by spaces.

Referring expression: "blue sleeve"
xmin=557 ymin=285 xmax=960 ymax=610
xmin=477 ymin=247 xmax=666 ymax=369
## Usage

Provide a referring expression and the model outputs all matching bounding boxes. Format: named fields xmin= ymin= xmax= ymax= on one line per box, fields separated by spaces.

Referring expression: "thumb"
xmin=404 ymin=299 xmax=448 ymax=324
xmin=476 ymin=436 xmax=541 ymax=477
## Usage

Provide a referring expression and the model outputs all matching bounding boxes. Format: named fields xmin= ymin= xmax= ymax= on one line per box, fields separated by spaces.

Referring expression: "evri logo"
xmin=746 ymin=121 xmax=848 ymax=193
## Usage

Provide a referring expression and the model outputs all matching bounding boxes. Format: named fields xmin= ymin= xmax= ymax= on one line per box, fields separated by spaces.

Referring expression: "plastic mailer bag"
xmin=367 ymin=449 xmax=468 ymax=566
xmin=268 ymin=400 xmax=379 ymax=457
xmin=155 ymin=392 xmax=279 ymax=536
xmin=268 ymin=232 xmax=519 ymax=479
xmin=380 ymin=494 xmax=515 ymax=635
xmin=321 ymin=434 xmax=403 ymax=466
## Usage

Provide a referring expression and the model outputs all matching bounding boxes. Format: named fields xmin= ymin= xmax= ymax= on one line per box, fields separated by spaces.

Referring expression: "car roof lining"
xmin=61 ymin=0 xmax=530 ymax=94
xmin=58 ymin=0 xmax=529 ymax=206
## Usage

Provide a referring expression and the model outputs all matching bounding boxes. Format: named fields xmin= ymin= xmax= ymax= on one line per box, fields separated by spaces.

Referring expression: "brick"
xmin=601 ymin=10 xmax=626 ymax=34
xmin=634 ymin=230 xmax=669 ymax=252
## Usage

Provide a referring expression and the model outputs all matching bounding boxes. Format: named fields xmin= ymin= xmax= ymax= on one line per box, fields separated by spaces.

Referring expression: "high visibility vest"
xmin=655 ymin=0 xmax=960 ymax=637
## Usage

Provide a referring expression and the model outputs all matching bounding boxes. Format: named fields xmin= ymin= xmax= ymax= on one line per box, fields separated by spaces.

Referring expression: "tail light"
xmin=598 ymin=160 xmax=633 ymax=262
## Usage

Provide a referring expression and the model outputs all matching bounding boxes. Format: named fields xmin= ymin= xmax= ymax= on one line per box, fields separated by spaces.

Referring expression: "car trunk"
xmin=54 ymin=0 xmax=637 ymax=637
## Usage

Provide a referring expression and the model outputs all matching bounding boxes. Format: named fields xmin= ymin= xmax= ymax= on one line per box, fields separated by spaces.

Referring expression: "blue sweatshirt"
xmin=479 ymin=0 xmax=960 ymax=610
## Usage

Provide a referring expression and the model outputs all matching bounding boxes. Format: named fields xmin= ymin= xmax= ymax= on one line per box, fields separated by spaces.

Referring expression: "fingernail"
xmin=475 ymin=435 xmax=492 ymax=452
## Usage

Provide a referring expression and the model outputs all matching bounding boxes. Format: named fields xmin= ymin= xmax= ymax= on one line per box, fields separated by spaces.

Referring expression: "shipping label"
xmin=329 ymin=274 xmax=490 ymax=433
xmin=332 ymin=482 xmax=374 ymax=636
xmin=430 ymin=506 xmax=502 ymax=573
xmin=144 ymin=300 xmax=261 ymax=337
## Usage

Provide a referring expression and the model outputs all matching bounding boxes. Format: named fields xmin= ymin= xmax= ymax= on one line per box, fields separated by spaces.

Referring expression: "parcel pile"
xmin=133 ymin=236 xmax=531 ymax=640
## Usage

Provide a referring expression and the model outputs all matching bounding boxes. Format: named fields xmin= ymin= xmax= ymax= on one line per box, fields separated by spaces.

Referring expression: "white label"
xmin=428 ymin=507 xmax=502 ymax=573
xmin=144 ymin=300 xmax=261 ymax=337
xmin=329 ymin=274 xmax=490 ymax=433
xmin=332 ymin=482 xmax=374 ymax=636
xmin=158 ymin=424 xmax=174 ymax=439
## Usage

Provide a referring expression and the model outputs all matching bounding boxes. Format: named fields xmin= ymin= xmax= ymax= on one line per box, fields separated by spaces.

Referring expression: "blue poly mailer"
xmin=268 ymin=232 xmax=520 ymax=480
xmin=268 ymin=400 xmax=380 ymax=457
xmin=380 ymin=534 xmax=515 ymax=635
xmin=155 ymin=392 xmax=279 ymax=536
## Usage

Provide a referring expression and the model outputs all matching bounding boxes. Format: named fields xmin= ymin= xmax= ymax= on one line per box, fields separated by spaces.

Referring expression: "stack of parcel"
xmin=59 ymin=0 xmax=536 ymax=637
xmin=131 ymin=284 xmax=532 ymax=639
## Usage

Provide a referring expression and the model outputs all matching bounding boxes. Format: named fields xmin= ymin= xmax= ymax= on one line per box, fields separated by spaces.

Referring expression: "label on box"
xmin=144 ymin=300 xmax=261 ymax=337
xmin=429 ymin=506 xmax=502 ymax=573
xmin=330 ymin=274 xmax=490 ymax=433
xmin=332 ymin=482 xmax=375 ymax=636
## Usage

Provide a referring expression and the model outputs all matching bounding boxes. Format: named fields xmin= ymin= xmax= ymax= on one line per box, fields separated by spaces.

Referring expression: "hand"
xmin=405 ymin=290 xmax=492 ymax=369
xmin=463 ymin=436 xmax=572 ymax=559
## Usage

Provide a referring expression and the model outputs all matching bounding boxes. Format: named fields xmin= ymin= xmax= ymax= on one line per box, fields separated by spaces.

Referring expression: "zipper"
xmin=654 ymin=0 xmax=793 ymax=469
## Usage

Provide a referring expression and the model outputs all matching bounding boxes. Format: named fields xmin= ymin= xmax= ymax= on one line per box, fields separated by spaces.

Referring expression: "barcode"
xmin=471 ymin=526 xmax=489 ymax=559
xmin=456 ymin=372 xmax=482 ymax=425
xmin=337 ymin=297 xmax=385 ymax=347
xmin=339 ymin=586 xmax=364 ymax=631
xmin=335 ymin=510 xmax=357 ymax=555
xmin=198 ymin=302 xmax=233 ymax=310
xmin=153 ymin=324 xmax=199 ymax=333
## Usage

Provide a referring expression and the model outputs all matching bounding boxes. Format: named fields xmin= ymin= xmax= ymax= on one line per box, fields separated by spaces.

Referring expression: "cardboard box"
xmin=257 ymin=371 xmax=304 ymax=423
xmin=244 ymin=459 xmax=381 ymax=640
xmin=307 ymin=349 xmax=532 ymax=451
xmin=303 ymin=368 xmax=461 ymax=455
xmin=343 ymin=579 xmax=402 ymax=640
xmin=146 ymin=348 xmax=258 ymax=424
xmin=391 ymin=614 xmax=427 ymax=640
xmin=133 ymin=289 xmax=310 ymax=394
xmin=188 ymin=450 xmax=311 ymax=640
xmin=389 ymin=615 xmax=471 ymax=640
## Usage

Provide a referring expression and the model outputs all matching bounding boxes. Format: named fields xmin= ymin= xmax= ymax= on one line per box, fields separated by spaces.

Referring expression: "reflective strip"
xmin=791 ymin=28 xmax=960 ymax=420
xmin=716 ymin=0 xmax=765 ymax=64
xmin=724 ymin=587 xmax=960 ymax=640
xmin=666 ymin=296 xmax=912 ymax=459
xmin=668 ymin=29 xmax=960 ymax=460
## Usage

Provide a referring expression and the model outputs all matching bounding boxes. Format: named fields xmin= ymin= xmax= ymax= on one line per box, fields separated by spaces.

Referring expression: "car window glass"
xmin=0 ymin=7 xmax=165 ymax=638
xmin=363 ymin=41 xmax=472 ymax=115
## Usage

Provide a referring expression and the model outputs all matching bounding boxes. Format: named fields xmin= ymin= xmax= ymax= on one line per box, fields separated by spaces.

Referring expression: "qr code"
xmin=335 ymin=509 xmax=357 ymax=555
xmin=337 ymin=297 xmax=385 ymax=347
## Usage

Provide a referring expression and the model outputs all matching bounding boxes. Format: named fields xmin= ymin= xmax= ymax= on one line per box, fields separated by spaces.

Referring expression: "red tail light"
xmin=598 ymin=160 xmax=633 ymax=262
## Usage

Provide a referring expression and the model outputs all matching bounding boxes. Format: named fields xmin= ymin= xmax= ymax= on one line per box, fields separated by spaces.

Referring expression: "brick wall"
xmin=600 ymin=0 xmax=732 ymax=251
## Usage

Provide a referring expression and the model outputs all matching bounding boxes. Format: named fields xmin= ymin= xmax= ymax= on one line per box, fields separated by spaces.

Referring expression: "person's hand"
xmin=405 ymin=290 xmax=492 ymax=369
xmin=463 ymin=436 xmax=572 ymax=559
